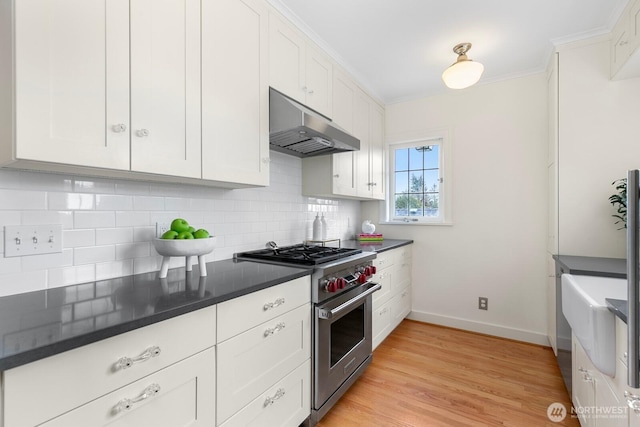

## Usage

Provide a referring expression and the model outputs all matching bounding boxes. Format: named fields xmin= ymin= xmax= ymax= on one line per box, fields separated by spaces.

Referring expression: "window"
xmin=385 ymin=134 xmax=450 ymax=224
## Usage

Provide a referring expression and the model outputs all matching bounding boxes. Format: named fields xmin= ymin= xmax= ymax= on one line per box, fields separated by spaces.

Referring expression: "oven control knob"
xmin=357 ymin=273 xmax=367 ymax=284
xmin=364 ymin=266 xmax=373 ymax=277
xmin=336 ymin=277 xmax=346 ymax=289
xmin=327 ymin=280 xmax=338 ymax=293
xmin=370 ymin=265 xmax=377 ymax=275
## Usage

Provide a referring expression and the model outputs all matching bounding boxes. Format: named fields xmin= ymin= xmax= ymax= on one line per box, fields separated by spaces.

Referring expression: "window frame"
xmin=382 ymin=129 xmax=452 ymax=225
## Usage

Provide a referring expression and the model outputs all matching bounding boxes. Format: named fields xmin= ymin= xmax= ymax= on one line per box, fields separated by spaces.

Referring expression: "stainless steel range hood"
xmin=269 ymin=88 xmax=360 ymax=158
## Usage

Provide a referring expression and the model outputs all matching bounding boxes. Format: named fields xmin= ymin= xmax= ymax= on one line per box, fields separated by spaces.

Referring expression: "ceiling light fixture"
xmin=441 ymin=43 xmax=484 ymax=89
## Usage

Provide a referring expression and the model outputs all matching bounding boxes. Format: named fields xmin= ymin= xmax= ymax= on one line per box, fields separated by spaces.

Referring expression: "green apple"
xmin=193 ymin=229 xmax=210 ymax=239
xmin=188 ymin=226 xmax=196 ymax=234
xmin=161 ymin=230 xmax=179 ymax=239
xmin=176 ymin=231 xmax=194 ymax=239
xmin=170 ymin=218 xmax=190 ymax=233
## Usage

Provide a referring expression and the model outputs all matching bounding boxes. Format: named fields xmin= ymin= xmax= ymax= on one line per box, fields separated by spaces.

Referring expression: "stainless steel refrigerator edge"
xmin=628 ymin=169 xmax=639 ymax=388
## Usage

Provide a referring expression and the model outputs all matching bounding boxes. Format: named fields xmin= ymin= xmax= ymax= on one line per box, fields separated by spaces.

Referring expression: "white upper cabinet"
xmin=269 ymin=13 xmax=332 ymax=118
xmin=355 ymin=89 xmax=385 ymax=200
xmin=130 ymin=0 xmax=202 ymax=179
xmin=13 ymin=0 xmax=130 ymax=170
xmin=201 ymin=0 xmax=269 ymax=186
xmin=611 ymin=0 xmax=640 ymax=79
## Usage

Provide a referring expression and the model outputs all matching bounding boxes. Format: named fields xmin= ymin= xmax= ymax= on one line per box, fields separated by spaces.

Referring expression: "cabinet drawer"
xmin=373 ymin=250 xmax=395 ymax=270
xmin=391 ymin=284 xmax=411 ymax=329
xmin=40 ymin=347 xmax=215 ymax=427
xmin=372 ymin=299 xmax=392 ymax=350
xmin=394 ymin=257 xmax=411 ymax=290
xmin=220 ymin=359 xmax=310 ymax=427
xmin=3 ymin=305 xmax=216 ymax=427
xmin=217 ymin=304 xmax=311 ymax=423
xmin=217 ymin=276 xmax=310 ymax=342
xmin=372 ymin=267 xmax=393 ymax=306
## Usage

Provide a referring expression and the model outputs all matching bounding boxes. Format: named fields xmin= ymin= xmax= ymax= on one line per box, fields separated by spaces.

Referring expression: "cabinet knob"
xmin=333 ymin=174 xmax=340 ymax=178
xmin=111 ymin=124 xmax=127 ymax=133
xmin=136 ymin=129 xmax=150 ymax=137
xmin=620 ymin=40 xmax=629 ymax=46
xmin=307 ymin=89 xmax=314 ymax=94
xmin=262 ymin=157 xmax=271 ymax=164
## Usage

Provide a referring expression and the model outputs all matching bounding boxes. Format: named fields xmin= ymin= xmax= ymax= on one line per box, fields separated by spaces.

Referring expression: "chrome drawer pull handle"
xmin=115 ymin=346 xmax=161 ymax=370
xmin=113 ymin=384 xmax=161 ymax=414
xmin=625 ymin=391 xmax=640 ymax=413
xmin=263 ymin=297 xmax=285 ymax=311
xmin=264 ymin=322 xmax=285 ymax=337
xmin=264 ymin=388 xmax=286 ymax=407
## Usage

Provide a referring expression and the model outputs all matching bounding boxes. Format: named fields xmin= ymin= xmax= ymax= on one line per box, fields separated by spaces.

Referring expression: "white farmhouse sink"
xmin=561 ymin=274 xmax=627 ymax=377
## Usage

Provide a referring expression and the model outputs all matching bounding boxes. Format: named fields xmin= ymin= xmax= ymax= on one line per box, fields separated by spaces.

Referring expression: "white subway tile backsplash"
xmin=116 ymin=242 xmax=150 ymax=260
xmin=0 ymin=152 xmax=361 ymax=296
xmin=75 ymin=211 xmax=116 ymax=229
xmin=21 ymin=249 xmax=74 ymax=271
xmin=74 ymin=245 xmax=116 ymax=265
xmin=48 ymin=265 xmax=96 ymax=289
xmin=48 ymin=192 xmax=95 ymax=210
xmin=95 ymin=228 xmax=134 ymax=245
xmin=96 ymin=194 xmax=134 ymax=211
xmin=0 ymin=189 xmax=47 ymax=210
xmin=133 ymin=196 xmax=164 ymax=211
xmin=115 ymin=211 xmax=149 ymax=227
xmin=95 ymin=260 xmax=133 ymax=281
xmin=63 ymin=229 xmax=96 ymax=248
xmin=0 ymin=271 xmax=47 ymax=296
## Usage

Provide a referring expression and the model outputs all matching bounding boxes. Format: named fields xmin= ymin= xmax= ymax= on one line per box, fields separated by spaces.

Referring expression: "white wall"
xmin=0 ymin=151 xmax=360 ymax=296
xmin=362 ymin=74 xmax=549 ymax=344
xmin=558 ymin=39 xmax=640 ymax=258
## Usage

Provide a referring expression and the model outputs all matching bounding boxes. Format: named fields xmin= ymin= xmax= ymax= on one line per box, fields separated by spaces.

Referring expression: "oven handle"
xmin=318 ymin=282 xmax=381 ymax=320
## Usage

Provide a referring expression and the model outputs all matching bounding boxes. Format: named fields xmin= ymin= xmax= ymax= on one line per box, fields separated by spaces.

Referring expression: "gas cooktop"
xmin=235 ymin=244 xmax=362 ymax=266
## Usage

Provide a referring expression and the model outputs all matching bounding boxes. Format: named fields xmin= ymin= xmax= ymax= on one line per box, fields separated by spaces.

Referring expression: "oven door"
xmin=314 ymin=281 xmax=381 ymax=408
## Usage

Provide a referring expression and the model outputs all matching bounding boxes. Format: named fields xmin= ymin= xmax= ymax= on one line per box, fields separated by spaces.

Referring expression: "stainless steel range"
xmin=235 ymin=243 xmax=380 ymax=425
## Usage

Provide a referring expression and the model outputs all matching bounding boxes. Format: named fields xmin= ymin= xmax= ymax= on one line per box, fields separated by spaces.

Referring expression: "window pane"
xmin=394 ymin=194 xmax=409 ymax=216
xmin=423 ymin=169 xmax=439 ymax=192
xmin=424 ymin=145 xmax=439 ymax=169
xmin=409 ymin=194 xmax=423 ymax=216
xmin=425 ymin=193 xmax=439 ymax=217
xmin=409 ymin=147 xmax=423 ymax=170
xmin=395 ymin=148 xmax=409 ymax=172
xmin=395 ymin=171 xmax=409 ymax=193
xmin=409 ymin=171 xmax=423 ymax=194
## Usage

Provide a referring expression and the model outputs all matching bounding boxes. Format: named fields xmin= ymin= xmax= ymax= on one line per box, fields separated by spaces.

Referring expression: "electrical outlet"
xmin=478 ymin=297 xmax=488 ymax=310
xmin=156 ymin=222 xmax=170 ymax=238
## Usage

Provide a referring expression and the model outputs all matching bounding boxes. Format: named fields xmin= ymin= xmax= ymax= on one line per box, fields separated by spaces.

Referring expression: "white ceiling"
xmin=269 ymin=0 xmax=628 ymax=104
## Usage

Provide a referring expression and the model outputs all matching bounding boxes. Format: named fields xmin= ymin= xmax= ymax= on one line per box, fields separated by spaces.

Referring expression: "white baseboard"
xmin=407 ymin=310 xmax=550 ymax=346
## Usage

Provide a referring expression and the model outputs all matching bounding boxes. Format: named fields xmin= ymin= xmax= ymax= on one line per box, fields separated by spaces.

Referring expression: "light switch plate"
xmin=4 ymin=224 xmax=63 ymax=257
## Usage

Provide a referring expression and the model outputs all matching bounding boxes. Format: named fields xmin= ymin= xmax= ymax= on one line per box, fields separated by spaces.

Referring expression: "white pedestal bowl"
xmin=152 ymin=237 xmax=215 ymax=278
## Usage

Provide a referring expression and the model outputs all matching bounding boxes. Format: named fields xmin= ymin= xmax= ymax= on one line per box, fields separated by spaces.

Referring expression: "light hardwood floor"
xmin=317 ymin=320 xmax=579 ymax=427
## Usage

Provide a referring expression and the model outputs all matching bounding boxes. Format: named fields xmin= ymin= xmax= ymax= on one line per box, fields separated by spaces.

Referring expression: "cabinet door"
xmin=202 ymin=0 xmax=269 ymax=186
xmin=372 ymin=299 xmax=392 ymax=350
xmin=305 ymin=45 xmax=333 ymax=118
xmin=41 ymin=347 xmax=215 ymax=427
xmin=611 ymin=15 xmax=630 ymax=77
xmin=369 ymin=102 xmax=386 ymax=200
xmin=130 ymin=0 xmax=201 ymax=178
xmin=332 ymin=69 xmax=356 ymax=133
xmin=269 ymin=14 xmax=306 ymax=103
xmin=354 ymin=90 xmax=372 ymax=197
xmin=14 ymin=0 xmax=129 ymax=170
xmin=574 ymin=338 xmax=596 ymax=427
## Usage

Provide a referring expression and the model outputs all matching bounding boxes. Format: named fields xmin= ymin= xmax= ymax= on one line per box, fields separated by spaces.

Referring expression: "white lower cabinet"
xmin=2 ymin=306 xmax=216 ymax=427
xmin=41 ymin=347 xmax=215 ymax=427
xmin=572 ymin=327 xmax=628 ymax=427
xmin=220 ymin=359 xmax=310 ymax=427
xmin=216 ymin=276 xmax=312 ymax=426
xmin=371 ymin=245 xmax=412 ymax=350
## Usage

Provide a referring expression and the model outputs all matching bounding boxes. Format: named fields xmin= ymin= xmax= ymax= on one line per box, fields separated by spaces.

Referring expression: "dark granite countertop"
xmin=0 ymin=259 xmax=310 ymax=371
xmin=607 ymin=298 xmax=627 ymax=323
xmin=342 ymin=239 xmax=413 ymax=253
xmin=554 ymin=255 xmax=626 ymax=278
